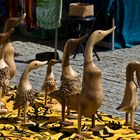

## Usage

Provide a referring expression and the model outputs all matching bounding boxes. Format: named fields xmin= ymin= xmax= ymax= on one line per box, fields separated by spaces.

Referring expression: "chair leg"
xmin=81 ymin=44 xmax=85 ymax=56
xmin=73 ymin=44 xmax=85 ymax=59
xmin=73 ymin=46 xmax=79 ymax=59
xmin=93 ymin=48 xmax=100 ymax=61
xmin=73 ymin=45 xmax=100 ymax=61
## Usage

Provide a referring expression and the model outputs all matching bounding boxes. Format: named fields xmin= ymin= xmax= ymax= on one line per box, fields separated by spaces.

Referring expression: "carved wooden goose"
xmin=41 ymin=59 xmax=61 ymax=106
xmin=13 ymin=60 xmax=47 ymax=126
xmin=2 ymin=13 xmax=26 ymax=79
xmin=78 ymin=27 xmax=116 ymax=136
xmin=0 ymin=28 xmax=14 ymax=113
xmin=116 ymin=61 xmax=140 ymax=129
xmin=49 ymin=35 xmax=87 ymax=125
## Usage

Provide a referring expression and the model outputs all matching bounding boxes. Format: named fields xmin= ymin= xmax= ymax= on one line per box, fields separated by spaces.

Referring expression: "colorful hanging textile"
xmin=8 ymin=0 xmax=22 ymax=17
xmin=36 ymin=0 xmax=62 ymax=29
xmin=23 ymin=0 xmax=37 ymax=28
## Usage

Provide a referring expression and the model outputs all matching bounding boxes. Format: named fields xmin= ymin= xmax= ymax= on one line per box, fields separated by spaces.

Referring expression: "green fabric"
xmin=36 ymin=0 xmax=62 ymax=29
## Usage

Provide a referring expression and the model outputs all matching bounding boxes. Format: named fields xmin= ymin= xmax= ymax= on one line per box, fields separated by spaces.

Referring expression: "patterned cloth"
xmin=13 ymin=89 xmax=35 ymax=110
xmin=36 ymin=0 xmax=62 ymax=29
xmin=0 ymin=67 xmax=10 ymax=97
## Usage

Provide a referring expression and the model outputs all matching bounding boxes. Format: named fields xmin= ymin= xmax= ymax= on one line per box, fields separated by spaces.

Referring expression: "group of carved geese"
xmin=0 ymin=13 xmax=139 ymax=137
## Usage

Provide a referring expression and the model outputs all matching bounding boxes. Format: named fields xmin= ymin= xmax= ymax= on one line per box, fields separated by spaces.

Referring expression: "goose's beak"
xmin=18 ymin=13 xmax=26 ymax=24
xmin=38 ymin=61 xmax=48 ymax=66
xmin=102 ymin=26 xmax=116 ymax=37
xmin=56 ymin=59 xmax=62 ymax=64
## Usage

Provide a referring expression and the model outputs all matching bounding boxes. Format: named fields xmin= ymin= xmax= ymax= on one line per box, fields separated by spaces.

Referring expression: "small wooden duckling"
xmin=116 ymin=61 xmax=140 ymax=129
xmin=78 ymin=27 xmax=116 ymax=136
xmin=49 ymin=34 xmax=87 ymax=125
xmin=0 ymin=28 xmax=14 ymax=113
xmin=13 ymin=60 xmax=47 ymax=126
xmin=3 ymin=13 xmax=26 ymax=79
xmin=41 ymin=59 xmax=61 ymax=107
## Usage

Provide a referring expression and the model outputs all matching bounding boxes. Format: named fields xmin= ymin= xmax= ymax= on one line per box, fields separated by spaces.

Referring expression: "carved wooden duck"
xmin=0 ymin=28 xmax=14 ymax=113
xmin=78 ymin=27 xmax=116 ymax=136
xmin=41 ymin=59 xmax=61 ymax=106
xmin=49 ymin=35 xmax=87 ymax=125
xmin=2 ymin=13 xmax=26 ymax=79
xmin=116 ymin=61 xmax=140 ymax=129
xmin=13 ymin=60 xmax=47 ymax=126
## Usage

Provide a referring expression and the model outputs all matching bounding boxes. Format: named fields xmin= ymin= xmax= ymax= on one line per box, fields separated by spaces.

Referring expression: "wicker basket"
xmin=69 ymin=3 xmax=94 ymax=17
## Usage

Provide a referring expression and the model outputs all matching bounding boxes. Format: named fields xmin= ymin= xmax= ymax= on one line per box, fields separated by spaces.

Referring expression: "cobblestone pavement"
xmin=11 ymin=36 xmax=140 ymax=123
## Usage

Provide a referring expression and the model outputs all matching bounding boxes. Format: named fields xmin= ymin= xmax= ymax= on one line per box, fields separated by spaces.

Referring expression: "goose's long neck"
xmin=62 ymin=44 xmax=76 ymax=78
xmin=4 ymin=19 xmax=16 ymax=33
xmin=20 ymin=67 xmax=32 ymax=90
xmin=46 ymin=65 xmax=54 ymax=80
xmin=62 ymin=45 xmax=71 ymax=67
xmin=85 ymin=38 xmax=96 ymax=63
xmin=126 ymin=65 xmax=135 ymax=82
xmin=4 ymin=22 xmax=12 ymax=42
xmin=21 ymin=68 xmax=30 ymax=82
xmin=47 ymin=65 xmax=53 ymax=75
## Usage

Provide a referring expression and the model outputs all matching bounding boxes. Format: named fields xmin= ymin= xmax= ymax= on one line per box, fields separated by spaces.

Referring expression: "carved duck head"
xmin=88 ymin=26 xmax=116 ymax=45
xmin=48 ymin=59 xmax=62 ymax=67
xmin=4 ymin=13 xmax=26 ymax=32
xmin=27 ymin=60 xmax=48 ymax=72
xmin=0 ymin=28 xmax=14 ymax=45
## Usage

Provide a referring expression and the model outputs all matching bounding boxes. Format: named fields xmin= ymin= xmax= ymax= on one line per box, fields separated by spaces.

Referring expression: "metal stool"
xmin=68 ymin=16 xmax=100 ymax=61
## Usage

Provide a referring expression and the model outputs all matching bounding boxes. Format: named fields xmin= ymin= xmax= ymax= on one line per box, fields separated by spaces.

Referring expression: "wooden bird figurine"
xmin=78 ymin=27 xmax=116 ymax=136
xmin=116 ymin=61 xmax=140 ymax=129
xmin=13 ymin=60 xmax=47 ymax=126
xmin=0 ymin=28 xmax=14 ymax=113
xmin=49 ymin=34 xmax=87 ymax=125
xmin=2 ymin=13 xmax=26 ymax=79
xmin=41 ymin=59 xmax=61 ymax=107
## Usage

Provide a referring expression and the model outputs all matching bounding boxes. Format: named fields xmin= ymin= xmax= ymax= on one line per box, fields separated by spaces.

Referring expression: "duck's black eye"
xmin=99 ymin=31 xmax=101 ymax=34
xmin=35 ymin=64 xmax=37 ymax=66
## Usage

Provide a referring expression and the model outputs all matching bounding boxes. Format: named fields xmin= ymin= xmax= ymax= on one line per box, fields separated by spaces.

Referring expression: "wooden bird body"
xmin=79 ymin=63 xmax=103 ymax=117
xmin=78 ymin=27 xmax=116 ymax=135
xmin=49 ymin=35 xmax=87 ymax=123
xmin=117 ymin=81 xmax=138 ymax=112
xmin=117 ymin=61 xmax=140 ymax=128
xmin=13 ymin=60 xmax=47 ymax=125
xmin=0 ymin=29 xmax=14 ymax=113
xmin=1 ymin=13 xmax=26 ymax=79
xmin=41 ymin=59 xmax=61 ymax=106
